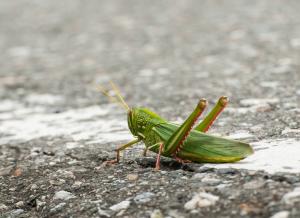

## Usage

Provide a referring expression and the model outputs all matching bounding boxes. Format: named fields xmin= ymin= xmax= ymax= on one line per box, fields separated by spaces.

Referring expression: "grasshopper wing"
xmin=153 ymin=123 xmax=254 ymax=163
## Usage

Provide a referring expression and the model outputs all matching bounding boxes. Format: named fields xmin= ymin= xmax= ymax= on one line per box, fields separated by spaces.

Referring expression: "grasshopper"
xmin=98 ymin=82 xmax=254 ymax=170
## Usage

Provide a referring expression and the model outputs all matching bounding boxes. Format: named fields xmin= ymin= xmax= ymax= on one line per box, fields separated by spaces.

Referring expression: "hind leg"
xmin=194 ymin=96 xmax=228 ymax=132
xmin=163 ymin=99 xmax=207 ymax=162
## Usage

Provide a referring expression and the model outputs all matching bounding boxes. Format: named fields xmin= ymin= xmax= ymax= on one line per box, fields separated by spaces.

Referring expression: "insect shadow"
xmin=135 ymin=157 xmax=198 ymax=172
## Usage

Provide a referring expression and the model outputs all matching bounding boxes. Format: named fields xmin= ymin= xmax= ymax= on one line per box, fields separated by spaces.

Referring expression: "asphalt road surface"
xmin=0 ymin=0 xmax=300 ymax=217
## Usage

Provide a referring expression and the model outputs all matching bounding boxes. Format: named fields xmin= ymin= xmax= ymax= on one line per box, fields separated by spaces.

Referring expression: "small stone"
xmin=151 ymin=209 xmax=164 ymax=218
xmin=191 ymin=173 xmax=206 ymax=180
xmin=284 ymin=175 xmax=300 ymax=184
xmin=30 ymin=184 xmax=38 ymax=190
xmin=109 ymin=200 xmax=130 ymax=212
xmin=240 ymin=98 xmax=279 ymax=106
xmin=250 ymin=125 xmax=263 ymax=132
xmin=15 ymin=201 xmax=24 ymax=208
xmin=67 ymin=159 xmax=79 ymax=165
xmin=53 ymin=190 xmax=76 ymax=200
xmin=134 ymin=192 xmax=155 ymax=204
xmin=270 ymin=211 xmax=290 ymax=218
xmin=50 ymin=179 xmax=66 ymax=186
xmin=10 ymin=209 xmax=24 ymax=216
xmin=36 ymin=200 xmax=46 ymax=209
xmin=167 ymin=209 xmax=185 ymax=218
xmin=228 ymin=131 xmax=254 ymax=140
xmin=0 ymin=204 xmax=8 ymax=211
xmin=184 ymin=192 xmax=219 ymax=210
xmin=282 ymin=187 xmax=300 ymax=204
xmin=126 ymin=174 xmax=138 ymax=181
xmin=116 ymin=209 xmax=125 ymax=217
xmin=49 ymin=162 xmax=56 ymax=166
xmin=281 ymin=128 xmax=300 ymax=135
xmin=201 ymin=177 xmax=221 ymax=185
xmin=216 ymin=184 xmax=230 ymax=190
xmin=216 ymin=168 xmax=237 ymax=175
xmin=0 ymin=166 xmax=13 ymax=176
xmin=239 ymin=203 xmax=260 ymax=215
xmin=195 ymin=167 xmax=214 ymax=173
xmin=243 ymin=180 xmax=265 ymax=189
xmin=97 ymin=207 xmax=111 ymax=217
xmin=140 ymin=181 xmax=149 ymax=185
xmin=226 ymin=107 xmax=253 ymax=114
xmin=72 ymin=181 xmax=82 ymax=188
xmin=272 ymin=64 xmax=292 ymax=74
xmin=50 ymin=202 xmax=66 ymax=213
xmin=283 ymin=102 xmax=297 ymax=109
xmin=56 ymin=169 xmax=76 ymax=179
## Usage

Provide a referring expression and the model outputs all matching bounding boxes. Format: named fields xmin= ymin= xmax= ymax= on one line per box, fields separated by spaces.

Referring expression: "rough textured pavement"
xmin=0 ymin=0 xmax=300 ymax=217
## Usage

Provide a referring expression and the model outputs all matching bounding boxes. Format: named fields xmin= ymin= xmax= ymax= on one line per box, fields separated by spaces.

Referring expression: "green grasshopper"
xmin=98 ymin=82 xmax=253 ymax=170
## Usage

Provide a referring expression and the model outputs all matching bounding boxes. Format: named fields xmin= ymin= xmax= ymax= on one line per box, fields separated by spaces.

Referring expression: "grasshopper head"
xmin=127 ymin=108 xmax=138 ymax=136
xmin=127 ymin=107 xmax=164 ymax=138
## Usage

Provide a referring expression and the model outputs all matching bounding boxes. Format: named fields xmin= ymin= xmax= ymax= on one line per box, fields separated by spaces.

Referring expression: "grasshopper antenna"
xmin=109 ymin=81 xmax=130 ymax=111
xmin=96 ymin=84 xmax=130 ymax=112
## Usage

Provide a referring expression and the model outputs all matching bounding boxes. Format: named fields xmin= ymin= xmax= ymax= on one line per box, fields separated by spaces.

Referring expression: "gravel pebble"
xmin=126 ymin=174 xmax=139 ymax=181
xmin=282 ymin=187 xmax=300 ymax=204
xmin=109 ymin=200 xmax=131 ymax=212
xmin=53 ymin=190 xmax=76 ymax=200
xmin=50 ymin=202 xmax=66 ymax=213
xmin=134 ymin=192 xmax=156 ymax=204
xmin=184 ymin=192 xmax=219 ymax=210
xmin=0 ymin=204 xmax=8 ymax=211
xmin=150 ymin=209 xmax=164 ymax=218
xmin=243 ymin=180 xmax=265 ymax=189
xmin=201 ymin=177 xmax=221 ymax=185
xmin=270 ymin=211 xmax=290 ymax=218
xmin=9 ymin=209 xmax=24 ymax=216
xmin=15 ymin=201 xmax=24 ymax=208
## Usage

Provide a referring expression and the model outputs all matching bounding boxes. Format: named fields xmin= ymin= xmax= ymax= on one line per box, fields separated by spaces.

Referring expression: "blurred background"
xmin=1 ymin=0 xmax=299 ymax=111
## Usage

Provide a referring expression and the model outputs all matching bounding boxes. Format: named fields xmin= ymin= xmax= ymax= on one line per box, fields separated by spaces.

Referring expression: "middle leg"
xmin=155 ymin=143 xmax=164 ymax=170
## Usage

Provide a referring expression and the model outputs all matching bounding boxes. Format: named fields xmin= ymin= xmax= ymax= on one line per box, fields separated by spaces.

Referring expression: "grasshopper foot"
xmin=98 ymin=159 xmax=119 ymax=168
xmin=173 ymin=156 xmax=192 ymax=164
xmin=95 ymin=159 xmax=119 ymax=170
xmin=143 ymin=148 xmax=148 ymax=157
xmin=101 ymin=151 xmax=120 ymax=167
xmin=101 ymin=150 xmax=120 ymax=166
xmin=103 ymin=159 xmax=119 ymax=165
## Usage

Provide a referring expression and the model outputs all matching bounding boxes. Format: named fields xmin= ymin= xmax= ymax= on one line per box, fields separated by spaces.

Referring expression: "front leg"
xmin=104 ymin=138 xmax=141 ymax=164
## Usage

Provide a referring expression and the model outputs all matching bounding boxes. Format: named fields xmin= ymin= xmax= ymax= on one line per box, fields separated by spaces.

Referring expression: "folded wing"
xmin=153 ymin=123 xmax=254 ymax=163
